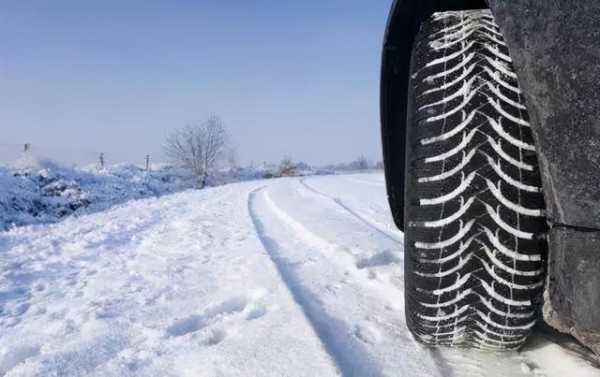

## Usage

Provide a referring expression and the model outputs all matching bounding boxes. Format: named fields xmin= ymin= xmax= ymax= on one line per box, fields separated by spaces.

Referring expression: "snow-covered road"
xmin=1 ymin=174 xmax=597 ymax=376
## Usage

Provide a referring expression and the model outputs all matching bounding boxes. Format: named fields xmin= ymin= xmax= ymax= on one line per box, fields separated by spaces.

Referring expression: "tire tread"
xmin=404 ymin=9 xmax=548 ymax=350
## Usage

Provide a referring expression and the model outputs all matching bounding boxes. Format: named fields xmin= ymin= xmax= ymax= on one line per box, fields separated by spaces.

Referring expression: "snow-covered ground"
xmin=0 ymin=174 xmax=598 ymax=376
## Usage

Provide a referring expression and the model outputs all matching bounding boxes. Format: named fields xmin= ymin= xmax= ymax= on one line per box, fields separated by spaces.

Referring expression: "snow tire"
xmin=404 ymin=9 xmax=548 ymax=350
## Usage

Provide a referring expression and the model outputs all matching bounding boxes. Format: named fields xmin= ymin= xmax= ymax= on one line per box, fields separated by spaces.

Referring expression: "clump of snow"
xmin=0 ymin=158 xmax=196 ymax=230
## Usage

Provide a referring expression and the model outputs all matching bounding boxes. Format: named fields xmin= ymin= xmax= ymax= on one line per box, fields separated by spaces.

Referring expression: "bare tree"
xmin=279 ymin=155 xmax=296 ymax=177
xmin=165 ymin=116 xmax=229 ymax=188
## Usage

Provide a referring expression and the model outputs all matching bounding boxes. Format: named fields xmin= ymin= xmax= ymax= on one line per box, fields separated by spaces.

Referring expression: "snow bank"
xmin=0 ymin=157 xmax=328 ymax=230
xmin=0 ymin=158 xmax=193 ymax=230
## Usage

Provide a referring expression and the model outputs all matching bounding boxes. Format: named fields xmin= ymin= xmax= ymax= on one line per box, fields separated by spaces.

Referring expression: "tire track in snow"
xmin=299 ymin=178 xmax=403 ymax=244
xmin=248 ymin=187 xmax=349 ymax=377
xmin=248 ymin=185 xmax=446 ymax=377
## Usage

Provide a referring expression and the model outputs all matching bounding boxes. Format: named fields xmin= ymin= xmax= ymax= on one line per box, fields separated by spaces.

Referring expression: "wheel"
xmin=404 ymin=9 xmax=548 ymax=350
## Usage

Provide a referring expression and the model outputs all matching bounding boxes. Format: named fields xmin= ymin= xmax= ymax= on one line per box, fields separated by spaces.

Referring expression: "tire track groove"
xmin=248 ymin=186 xmax=368 ymax=377
xmin=299 ymin=179 xmax=403 ymax=244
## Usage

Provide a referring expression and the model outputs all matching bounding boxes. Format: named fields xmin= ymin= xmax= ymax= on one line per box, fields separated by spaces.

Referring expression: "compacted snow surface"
xmin=0 ymin=174 xmax=598 ymax=376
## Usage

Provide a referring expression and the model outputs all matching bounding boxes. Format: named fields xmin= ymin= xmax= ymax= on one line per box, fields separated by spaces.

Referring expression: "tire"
xmin=404 ymin=9 xmax=548 ymax=350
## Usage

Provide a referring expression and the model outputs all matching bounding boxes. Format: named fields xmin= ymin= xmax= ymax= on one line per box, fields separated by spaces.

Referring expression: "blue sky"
xmin=0 ymin=1 xmax=392 ymax=166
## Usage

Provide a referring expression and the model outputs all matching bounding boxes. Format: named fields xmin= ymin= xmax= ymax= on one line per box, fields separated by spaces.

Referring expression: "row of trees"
xmin=321 ymin=157 xmax=383 ymax=172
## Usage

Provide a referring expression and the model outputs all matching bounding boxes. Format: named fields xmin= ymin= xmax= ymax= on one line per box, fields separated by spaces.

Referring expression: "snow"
xmin=0 ymin=174 xmax=598 ymax=377
xmin=0 ymin=158 xmax=194 ymax=230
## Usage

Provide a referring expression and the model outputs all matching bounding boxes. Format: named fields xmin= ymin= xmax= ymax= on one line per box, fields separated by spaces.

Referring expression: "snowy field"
xmin=0 ymin=174 xmax=598 ymax=377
